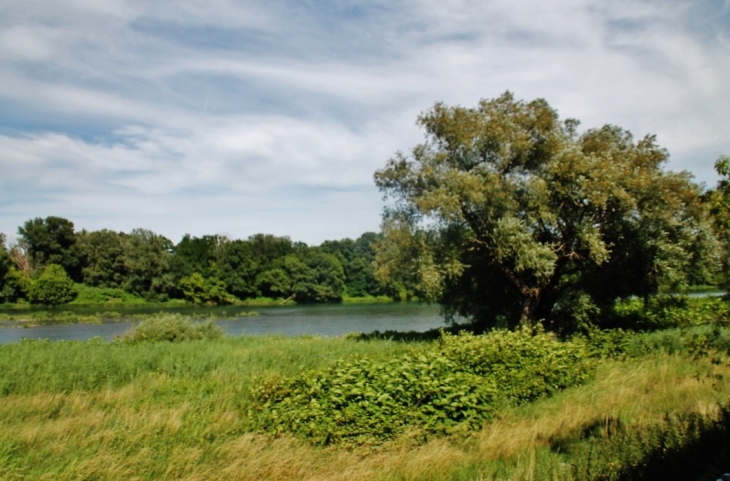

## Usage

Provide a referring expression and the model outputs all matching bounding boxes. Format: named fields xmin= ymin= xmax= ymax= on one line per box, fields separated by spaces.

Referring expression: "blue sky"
xmin=1 ymin=0 xmax=729 ymax=245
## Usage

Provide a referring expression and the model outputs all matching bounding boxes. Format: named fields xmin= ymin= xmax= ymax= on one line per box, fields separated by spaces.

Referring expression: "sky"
xmin=1 ymin=0 xmax=729 ymax=245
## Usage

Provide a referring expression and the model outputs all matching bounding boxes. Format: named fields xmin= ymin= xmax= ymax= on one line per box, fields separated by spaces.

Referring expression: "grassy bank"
xmin=1 ymin=323 xmax=730 ymax=480
xmin=0 ymin=293 xmax=394 ymax=327
xmin=0 ymin=308 xmax=260 ymax=328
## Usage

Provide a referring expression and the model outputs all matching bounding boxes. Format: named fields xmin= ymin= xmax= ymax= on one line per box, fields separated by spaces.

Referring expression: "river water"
xmin=0 ymin=303 xmax=448 ymax=344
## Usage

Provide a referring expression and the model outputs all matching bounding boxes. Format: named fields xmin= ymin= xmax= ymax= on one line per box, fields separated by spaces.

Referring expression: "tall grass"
xmin=0 ymin=329 xmax=729 ymax=480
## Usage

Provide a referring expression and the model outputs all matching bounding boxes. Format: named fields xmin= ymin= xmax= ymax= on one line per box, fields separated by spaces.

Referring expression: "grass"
xmin=342 ymin=295 xmax=395 ymax=304
xmin=1 ymin=325 xmax=730 ymax=480
xmin=0 ymin=307 xmax=261 ymax=327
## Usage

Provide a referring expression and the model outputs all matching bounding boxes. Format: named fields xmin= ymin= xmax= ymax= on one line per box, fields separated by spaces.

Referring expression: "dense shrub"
xmin=71 ymin=284 xmax=146 ymax=304
xmin=27 ymin=264 xmax=77 ymax=307
xmin=439 ymin=329 xmax=595 ymax=404
xmin=610 ymin=296 xmax=730 ymax=330
xmin=120 ymin=314 xmax=224 ymax=343
xmin=251 ymin=328 xmax=594 ymax=445
xmin=179 ymin=273 xmax=233 ymax=306
xmin=581 ymin=325 xmax=730 ymax=360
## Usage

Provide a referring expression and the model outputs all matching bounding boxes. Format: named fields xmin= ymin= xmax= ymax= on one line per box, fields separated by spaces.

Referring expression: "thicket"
xmin=252 ymin=328 xmax=594 ymax=445
xmin=608 ymin=295 xmax=730 ymax=329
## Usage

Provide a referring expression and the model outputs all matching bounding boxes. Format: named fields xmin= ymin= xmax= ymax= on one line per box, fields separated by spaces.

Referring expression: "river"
xmin=0 ymin=303 xmax=448 ymax=344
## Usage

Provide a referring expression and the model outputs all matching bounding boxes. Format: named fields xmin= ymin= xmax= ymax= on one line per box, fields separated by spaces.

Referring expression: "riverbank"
xmin=0 ymin=295 xmax=395 ymax=327
xmin=0 ymin=309 xmax=261 ymax=328
xmin=1 ymin=327 xmax=729 ymax=480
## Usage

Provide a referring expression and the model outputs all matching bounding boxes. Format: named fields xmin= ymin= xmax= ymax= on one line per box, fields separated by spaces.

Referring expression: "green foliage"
xmin=17 ymin=216 xmax=82 ymax=280
xmin=579 ymin=324 xmax=730 ymax=361
xmin=439 ymin=329 xmax=595 ymax=404
xmin=169 ymin=234 xmax=224 ymax=281
xmin=77 ymin=229 xmax=128 ymax=288
xmin=0 ymin=234 xmax=9 ymax=292
xmin=554 ymin=408 xmax=730 ymax=481
xmin=610 ymin=295 xmax=730 ymax=330
xmin=255 ymin=252 xmax=346 ymax=302
xmin=320 ymin=233 xmax=384 ymax=298
xmin=122 ymin=228 xmax=174 ymax=300
xmin=705 ymin=155 xmax=730 ymax=286
xmin=179 ymin=273 xmax=233 ymax=306
xmin=3 ymin=218 xmax=390 ymax=307
xmin=288 ymin=251 xmax=345 ymax=302
xmin=252 ymin=329 xmax=594 ymax=445
xmin=0 ymin=267 xmax=32 ymax=303
xmin=255 ymin=268 xmax=291 ymax=298
xmin=27 ymin=264 xmax=77 ymax=307
xmin=119 ymin=314 xmax=224 ymax=343
xmin=374 ymin=92 xmax=718 ymax=330
xmin=248 ymin=233 xmax=294 ymax=265
xmin=217 ymin=239 xmax=257 ymax=299
xmin=71 ymin=283 xmax=146 ymax=304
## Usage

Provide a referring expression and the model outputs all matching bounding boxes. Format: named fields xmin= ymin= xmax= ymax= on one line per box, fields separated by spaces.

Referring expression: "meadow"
xmin=0 ymin=308 xmax=729 ymax=480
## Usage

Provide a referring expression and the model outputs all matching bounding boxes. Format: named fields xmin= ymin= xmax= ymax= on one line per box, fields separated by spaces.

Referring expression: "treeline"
xmin=0 ymin=217 xmax=410 ymax=306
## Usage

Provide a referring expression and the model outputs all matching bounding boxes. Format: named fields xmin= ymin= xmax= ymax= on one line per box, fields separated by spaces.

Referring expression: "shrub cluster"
xmin=611 ymin=296 xmax=730 ymax=330
xmin=119 ymin=314 xmax=224 ymax=343
xmin=583 ymin=325 xmax=730 ymax=360
xmin=251 ymin=328 xmax=594 ymax=445
xmin=71 ymin=284 xmax=146 ymax=304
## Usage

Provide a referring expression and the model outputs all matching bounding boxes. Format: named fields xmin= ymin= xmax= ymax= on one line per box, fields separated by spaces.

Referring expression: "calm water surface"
xmin=0 ymin=303 xmax=448 ymax=344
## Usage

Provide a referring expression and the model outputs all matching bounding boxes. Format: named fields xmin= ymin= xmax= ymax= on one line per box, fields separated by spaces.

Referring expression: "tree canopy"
xmin=0 ymin=219 xmax=386 ymax=306
xmin=374 ymin=92 xmax=718 ymax=331
xmin=18 ymin=216 xmax=82 ymax=281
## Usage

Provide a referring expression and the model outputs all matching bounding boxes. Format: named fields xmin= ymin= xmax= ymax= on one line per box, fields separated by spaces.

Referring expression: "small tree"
xmin=0 ymin=267 xmax=32 ymax=303
xmin=179 ymin=273 xmax=232 ymax=306
xmin=28 ymin=264 xmax=77 ymax=307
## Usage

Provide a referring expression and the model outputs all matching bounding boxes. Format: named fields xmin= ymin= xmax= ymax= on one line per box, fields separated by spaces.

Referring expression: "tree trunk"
xmin=519 ymin=288 xmax=541 ymax=327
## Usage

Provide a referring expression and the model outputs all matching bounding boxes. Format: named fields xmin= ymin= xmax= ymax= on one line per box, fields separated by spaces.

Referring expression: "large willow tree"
xmin=374 ymin=92 xmax=718 ymax=331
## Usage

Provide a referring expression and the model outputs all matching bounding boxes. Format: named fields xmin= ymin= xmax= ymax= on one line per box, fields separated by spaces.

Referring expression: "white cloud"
xmin=1 ymin=0 xmax=729 ymax=243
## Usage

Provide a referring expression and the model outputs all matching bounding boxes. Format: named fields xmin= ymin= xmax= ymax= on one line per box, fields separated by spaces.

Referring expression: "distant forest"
xmin=0 ymin=216 xmax=410 ymax=306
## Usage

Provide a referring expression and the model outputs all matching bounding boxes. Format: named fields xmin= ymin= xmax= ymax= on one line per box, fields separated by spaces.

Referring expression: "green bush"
xmin=611 ymin=296 xmax=730 ymax=329
xmin=71 ymin=284 xmax=146 ymax=304
xmin=179 ymin=273 xmax=233 ymax=306
xmin=580 ymin=325 xmax=730 ymax=360
xmin=439 ymin=328 xmax=595 ymax=404
xmin=0 ymin=267 xmax=32 ymax=303
xmin=119 ymin=314 xmax=224 ymax=343
xmin=251 ymin=328 xmax=595 ymax=445
xmin=27 ymin=264 xmax=77 ymax=307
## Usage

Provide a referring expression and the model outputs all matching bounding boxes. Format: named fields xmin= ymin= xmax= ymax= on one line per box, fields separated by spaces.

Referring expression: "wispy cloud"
xmin=1 ymin=0 xmax=729 ymax=243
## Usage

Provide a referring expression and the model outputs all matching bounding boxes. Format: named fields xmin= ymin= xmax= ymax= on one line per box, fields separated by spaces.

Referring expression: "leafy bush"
xmin=439 ymin=328 xmax=595 ymax=404
xmin=251 ymin=328 xmax=594 ymax=445
xmin=581 ymin=325 xmax=730 ymax=360
xmin=0 ymin=267 xmax=32 ymax=303
xmin=119 ymin=314 xmax=224 ymax=343
xmin=610 ymin=295 xmax=730 ymax=329
xmin=179 ymin=273 xmax=234 ymax=306
xmin=27 ymin=264 xmax=77 ymax=307
xmin=71 ymin=284 xmax=146 ymax=304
